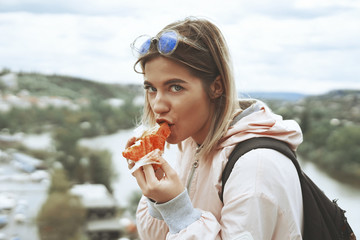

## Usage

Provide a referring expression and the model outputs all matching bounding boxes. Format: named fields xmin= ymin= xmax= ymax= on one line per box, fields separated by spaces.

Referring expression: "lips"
xmin=156 ymin=119 xmax=174 ymax=139
xmin=156 ymin=119 xmax=173 ymax=126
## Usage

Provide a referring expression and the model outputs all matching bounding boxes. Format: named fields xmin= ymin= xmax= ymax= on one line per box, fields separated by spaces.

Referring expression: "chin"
xmin=166 ymin=135 xmax=181 ymax=145
xmin=166 ymin=139 xmax=178 ymax=145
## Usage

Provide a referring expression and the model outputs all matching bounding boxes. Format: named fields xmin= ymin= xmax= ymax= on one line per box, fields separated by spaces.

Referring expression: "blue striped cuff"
xmin=155 ymin=190 xmax=201 ymax=233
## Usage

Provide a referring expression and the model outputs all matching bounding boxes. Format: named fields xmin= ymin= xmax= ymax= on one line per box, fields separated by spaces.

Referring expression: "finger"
xmin=125 ymin=137 xmax=137 ymax=148
xmin=142 ymin=164 xmax=158 ymax=184
xmin=132 ymin=167 xmax=147 ymax=189
xmin=157 ymin=156 xmax=175 ymax=175
xmin=127 ymin=159 xmax=135 ymax=169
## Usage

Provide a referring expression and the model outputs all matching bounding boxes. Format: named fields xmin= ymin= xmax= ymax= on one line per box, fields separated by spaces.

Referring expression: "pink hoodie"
xmin=136 ymin=100 xmax=304 ymax=240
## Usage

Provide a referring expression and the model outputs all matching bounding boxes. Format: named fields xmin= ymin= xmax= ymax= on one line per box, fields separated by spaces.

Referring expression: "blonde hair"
xmin=134 ymin=17 xmax=240 ymax=158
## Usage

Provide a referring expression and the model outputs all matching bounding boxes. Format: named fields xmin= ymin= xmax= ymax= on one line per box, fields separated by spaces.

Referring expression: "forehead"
xmin=144 ymin=57 xmax=198 ymax=84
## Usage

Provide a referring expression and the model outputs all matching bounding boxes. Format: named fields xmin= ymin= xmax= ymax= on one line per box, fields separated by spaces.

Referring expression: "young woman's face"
xmin=144 ymin=56 xmax=214 ymax=145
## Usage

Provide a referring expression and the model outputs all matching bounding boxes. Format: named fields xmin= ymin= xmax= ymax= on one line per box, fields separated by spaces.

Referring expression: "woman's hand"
xmin=132 ymin=155 xmax=185 ymax=204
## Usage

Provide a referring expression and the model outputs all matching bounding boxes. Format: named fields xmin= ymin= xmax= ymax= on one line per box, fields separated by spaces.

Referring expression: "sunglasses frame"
xmin=131 ymin=29 xmax=207 ymax=57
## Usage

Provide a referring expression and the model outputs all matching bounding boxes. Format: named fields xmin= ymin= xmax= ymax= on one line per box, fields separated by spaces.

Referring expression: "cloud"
xmin=222 ymin=5 xmax=360 ymax=92
xmin=0 ymin=0 xmax=359 ymax=94
xmin=0 ymin=0 xmax=133 ymax=15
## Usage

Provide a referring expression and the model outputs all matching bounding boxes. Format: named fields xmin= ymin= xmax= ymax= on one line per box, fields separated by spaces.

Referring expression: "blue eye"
xmin=170 ymin=85 xmax=183 ymax=92
xmin=144 ymin=85 xmax=157 ymax=93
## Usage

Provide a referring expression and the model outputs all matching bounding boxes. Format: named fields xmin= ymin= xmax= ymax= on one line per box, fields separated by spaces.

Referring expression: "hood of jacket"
xmin=218 ymin=99 xmax=303 ymax=151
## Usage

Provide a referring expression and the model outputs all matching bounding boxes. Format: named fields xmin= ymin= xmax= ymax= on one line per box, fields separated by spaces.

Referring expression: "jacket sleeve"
xmin=136 ymin=195 xmax=169 ymax=240
xmin=136 ymin=190 xmax=223 ymax=240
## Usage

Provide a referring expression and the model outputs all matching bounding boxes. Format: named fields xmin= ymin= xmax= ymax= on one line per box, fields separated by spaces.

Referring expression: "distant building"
xmin=11 ymin=152 xmax=46 ymax=173
xmin=85 ymin=217 xmax=123 ymax=240
xmin=0 ymin=150 xmax=10 ymax=162
xmin=133 ymin=95 xmax=144 ymax=106
xmin=0 ymin=73 xmax=18 ymax=90
xmin=0 ymin=133 xmax=23 ymax=145
xmin=70 ymin=184 xmax=117 ymax=219
xmin=3 ymin=94 xmax=31 ymax=109
xmin=70 ymin=184 xmax=122 ymax=240
xmin=0 ymin=94 xmax=11 ymax=112
xmin=105 ymin=98 xmax=124 ymax=108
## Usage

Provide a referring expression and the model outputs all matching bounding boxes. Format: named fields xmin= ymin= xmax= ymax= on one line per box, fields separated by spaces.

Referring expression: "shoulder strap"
xmin=220 ymin=137 xmax=356 ymax=240
xmin=220 ymin=137 xmax=299 ymax=202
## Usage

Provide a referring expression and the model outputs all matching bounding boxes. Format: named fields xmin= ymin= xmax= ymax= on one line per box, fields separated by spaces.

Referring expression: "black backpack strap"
xmin=220 ymin=137 xmax=356 ymax=240
xmin=220 ymin=137 xmax=298 ymax=202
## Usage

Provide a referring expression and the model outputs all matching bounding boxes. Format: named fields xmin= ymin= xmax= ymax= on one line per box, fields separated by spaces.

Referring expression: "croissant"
xmin=122 ymin=123 xmax=171 ymax=162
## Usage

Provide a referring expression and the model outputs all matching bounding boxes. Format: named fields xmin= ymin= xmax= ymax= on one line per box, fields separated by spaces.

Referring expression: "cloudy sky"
xmin=1 ymin=0 xmax=359 ymax=94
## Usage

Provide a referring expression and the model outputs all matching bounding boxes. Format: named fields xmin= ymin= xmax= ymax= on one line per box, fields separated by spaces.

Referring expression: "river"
xmin=79 ymin=128 xmax=360 ymax=237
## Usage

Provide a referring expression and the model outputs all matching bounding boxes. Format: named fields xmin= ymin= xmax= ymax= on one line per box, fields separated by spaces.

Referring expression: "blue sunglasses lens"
xmin=132 ymin=30 xmax=181 ymax=56
xmin=139 ymin=38 xmax=151 ymax=55
xmin=158 ymin=31 xmax=178 ymax=55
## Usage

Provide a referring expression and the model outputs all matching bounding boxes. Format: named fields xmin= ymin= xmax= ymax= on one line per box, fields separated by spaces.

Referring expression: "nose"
xmin=151 ymin=92 xmax=170 ymax=115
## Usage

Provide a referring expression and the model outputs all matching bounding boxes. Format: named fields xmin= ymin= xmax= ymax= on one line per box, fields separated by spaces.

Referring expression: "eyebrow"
xmin=144 ymin=78 xmax=188 ymax=86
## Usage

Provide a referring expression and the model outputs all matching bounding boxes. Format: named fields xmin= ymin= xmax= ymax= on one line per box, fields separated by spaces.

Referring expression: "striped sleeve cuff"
xmin=146 ymin=198 xmax=163 ymax=220
xmin=155 ymin=189 xmax=201 ymax=234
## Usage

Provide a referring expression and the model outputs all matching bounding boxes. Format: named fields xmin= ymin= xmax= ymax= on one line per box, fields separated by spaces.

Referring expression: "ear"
xmin=210 ymin=75 xmax=224 ymax=99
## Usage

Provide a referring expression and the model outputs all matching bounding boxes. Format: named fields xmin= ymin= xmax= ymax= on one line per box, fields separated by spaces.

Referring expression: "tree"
xmin=37 ymin=193 xmax=86 ymax=240
xmin=48 ymin=168 xmax=71 ymax=194
xmin=85 ymin=148 xmax=114 ymax=193
xmin=37 ymin=168 xmax=86 ymax=240
xmin=326 ymin=125 xmax=360 ymax=173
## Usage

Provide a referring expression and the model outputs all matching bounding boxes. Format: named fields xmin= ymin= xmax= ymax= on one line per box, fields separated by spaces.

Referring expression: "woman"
xmin=126 ymin=17 xmax=303 ymax=239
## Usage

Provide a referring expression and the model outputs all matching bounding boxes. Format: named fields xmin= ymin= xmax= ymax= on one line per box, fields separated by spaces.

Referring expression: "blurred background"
xmin=0 ymin=0 xmax=359 ymax=239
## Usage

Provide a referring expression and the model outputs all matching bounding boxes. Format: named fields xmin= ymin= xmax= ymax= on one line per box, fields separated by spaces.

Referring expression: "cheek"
xmin=175 ymin=96 xmax=211 ymax=130
xmin=189 ymin=101 xmax=211 ymax=124
xmin=177 ymin=95 xmax=209 ymax=120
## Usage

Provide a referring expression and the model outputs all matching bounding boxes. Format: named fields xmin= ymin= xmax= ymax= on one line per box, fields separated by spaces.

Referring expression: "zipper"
xmin=186 ymin=147 xmax=201 ymax=190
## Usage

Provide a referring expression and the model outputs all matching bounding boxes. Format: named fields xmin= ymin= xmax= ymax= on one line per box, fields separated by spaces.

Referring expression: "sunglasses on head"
xmin=131 ymin=30 xmax=207 ymax=57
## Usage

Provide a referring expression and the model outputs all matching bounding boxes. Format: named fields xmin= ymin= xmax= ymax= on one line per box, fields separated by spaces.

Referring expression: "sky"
xmin=0 ymin=0 xmax=360 ymax=94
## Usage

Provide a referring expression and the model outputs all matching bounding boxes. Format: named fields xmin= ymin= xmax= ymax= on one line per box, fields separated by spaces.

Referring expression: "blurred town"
xmin=0 ymin=146 xmax=138 ymax=240
xmin=0 ymin=70 xmax=142 ymax=240
xmin=1 ymin=69 xmax=359 ymax=239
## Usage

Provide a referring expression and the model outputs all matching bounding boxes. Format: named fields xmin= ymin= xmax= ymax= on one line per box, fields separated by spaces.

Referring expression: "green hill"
xmin=0 ymin=71 xmax=143 ymax=135
xmin=4 ymin=72 xmax=141 ymax=101
xmin=270 ymin=90 xmax=360 ymax=186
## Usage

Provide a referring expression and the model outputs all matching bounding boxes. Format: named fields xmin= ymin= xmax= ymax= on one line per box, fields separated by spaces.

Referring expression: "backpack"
xmin=220 ymin=137 xmax=356 ymax=240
